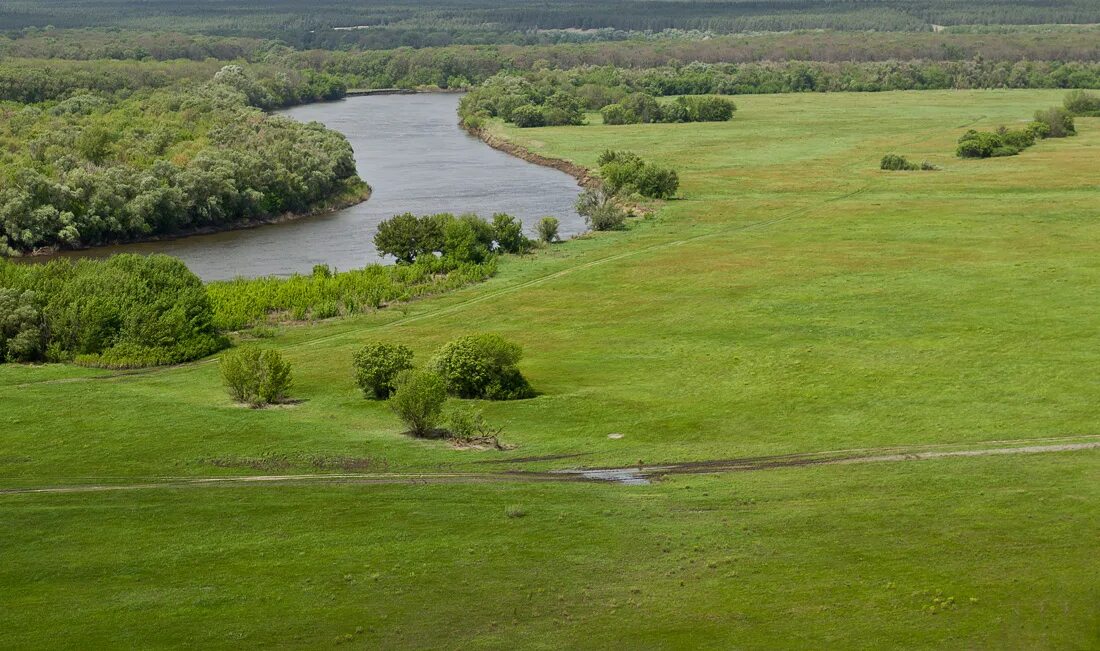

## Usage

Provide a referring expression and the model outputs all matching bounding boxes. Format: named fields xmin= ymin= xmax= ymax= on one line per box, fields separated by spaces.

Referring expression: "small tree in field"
xmin=221 ymin=345 xmax=292 ymax=407
xmin=390 ymin=369 xmax=448 ymax=437
xmin=537 ymin=217 xmax=560 ymax=243
xmin=353 ymin=342 xmax=414 ymax=399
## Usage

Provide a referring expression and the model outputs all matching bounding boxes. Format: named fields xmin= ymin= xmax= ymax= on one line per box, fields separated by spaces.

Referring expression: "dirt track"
xmin=3 ymin=436 xmax=1096 ymax=495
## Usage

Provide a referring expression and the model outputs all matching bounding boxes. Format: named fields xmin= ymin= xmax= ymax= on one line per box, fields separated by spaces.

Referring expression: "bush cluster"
xmin=597 ymin=150 xmax=679 ymax=199
xmin=575 ymin=188 xmax=630 ymax=231
xmin=374 ymin=212 xmax=533 ymax=265
xmin=458 ymin=75 xmax=584 ymax=128
xmin=1064 ymin=90 xmax=1100 ymax=117
xmin=428 ymin=333 xmax=534 ymax=400
xmin=220 ymin=345 xmax=293 ymax=407
xmin=0 ymin=254 xmax=226 ymax=367
xmin=879 ymin=154 xmax=937 ymax=171
xmin=956 ymin=107 xmax=1074 ymax=159
xmin=601 ymin=93 xmax=735 ymax=125
xmin=355 ymin=333 xmax=532 ymax=437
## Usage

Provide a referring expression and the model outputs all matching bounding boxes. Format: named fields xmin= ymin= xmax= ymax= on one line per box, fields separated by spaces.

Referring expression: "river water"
xmin=37 ymin=94 xmax=584 ymax=281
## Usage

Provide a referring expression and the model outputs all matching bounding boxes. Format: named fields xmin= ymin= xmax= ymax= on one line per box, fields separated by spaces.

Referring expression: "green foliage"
xmin=491 ymin=213 xmax=532 ymax=254
xmin=957 ymin=106 xmax=1074 ymax=159
xmin=600 ymin=103 xmax=638 ymax=125
xmin=0 ymin=287 xmax=46 ymax=362
xmin=206 ymin=257 xmax=497 ymax=330
xmin=597 ymin=150 xmax=679 ymax=199
xmin=352 ymin=342 xmax=414 ymax=399
xmin=374 ymin=212 xmax=533 ymax=265
xmin=0 ymin=254 xmax=225 ymax=367
xmin=880 ymin=154 xmax=937 ymax=171
xmin=0 ymin=66 xmax=359 ymax=254
xmin=220 ymin=345 xmax=293 ymax=407
xmin=1033 ymin=106 xmax=1076 ymax=137
xmin=428 ymin=333 xmax=534 ymax=400
xmin=389 ymin=369 xmax=448 ymax=437
xmin=537 ymin=216 xmax=560 ymax=243
xmin=1064 ymin=90 xmax=1100 ymax=117
xmin=510 ymin=104 xmax=547 ymax=128
xmin=576 ymin=188 xmax=629 ymax=231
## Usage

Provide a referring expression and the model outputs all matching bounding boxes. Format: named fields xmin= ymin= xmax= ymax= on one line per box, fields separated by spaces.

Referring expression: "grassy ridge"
xmin=1 ymin=89 xmax=1098 ymax=646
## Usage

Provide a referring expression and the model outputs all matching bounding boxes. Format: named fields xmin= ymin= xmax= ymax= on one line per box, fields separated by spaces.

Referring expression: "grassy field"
xmin=2 ymin=90 xmax=1099 ymax=648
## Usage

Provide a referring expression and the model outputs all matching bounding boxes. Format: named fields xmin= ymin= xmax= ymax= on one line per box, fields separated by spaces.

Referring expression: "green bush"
xmin=634 ymin=165 xmax=679 ymax=199
xmin=511 ymin=104 xmax=547 ymax=128
xmin=0 ymin=254 xmax=226 ymax=367
xmin=880 ymin=154 xmax=918 ymax=170
xmin=491 ymin=213 xmax=532 ymax=254
xmin=353 ymin=342 xmax=414 ymax=399
xmin=1064 ymin=90 xmax=1100 ymax=117
xmin=220 ymin=345 xmax=293 ymax=407
xmin=537 ymin=217 xmax=560 ymax=243
xmin=576 ymin=188 xmax=628 ymax=231
xmin=597 ymin=150 xmax=679 ymax=199
xmin=1033 ymin=107 xmax=1076 ymax=138
xmin=429 ymin=333 xmax=534 ymax=400
xmin=390 ymin=369 xmax=448 ymax=437
xmin=600 ymin=103 xmax=639 ymax=125
xmin=677 ymin=95 xmax=736 ymax=122
xmin=0 ymin=288 xmax=46 ymax=363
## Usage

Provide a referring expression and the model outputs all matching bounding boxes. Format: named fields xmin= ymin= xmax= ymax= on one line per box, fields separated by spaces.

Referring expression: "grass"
xmin=2 ymin=89 xmax=1099 ymax=647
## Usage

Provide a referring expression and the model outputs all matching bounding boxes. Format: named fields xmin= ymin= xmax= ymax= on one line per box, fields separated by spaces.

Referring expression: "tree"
xmin=0 ymin=288 xmax=45 ymax=362
xmin=220 ymin=345 xmax=293 ymax=407
xmin=600 ymin=103 xmax=638 ymax=125
xmin=374 ymin=212 xmax=436 ymax=263
xmin=353 ymin=342 xmax=414 ymax=399
xmin=428 ymin=333 xmax=534 ymax=400
xmin=537 ymin=217 xmax=560 ymax=243
xmin=390 ymin=369 xmax=448 ymax=437
xmin=491 ymin=213 xmax=531 ymax=254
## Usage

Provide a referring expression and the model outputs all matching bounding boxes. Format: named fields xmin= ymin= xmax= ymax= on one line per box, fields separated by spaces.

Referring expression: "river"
xmin=37 ymin=94 xmax=584 ymax=281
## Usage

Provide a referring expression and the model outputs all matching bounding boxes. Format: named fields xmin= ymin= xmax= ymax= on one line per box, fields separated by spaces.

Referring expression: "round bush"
xmin=390 ymin=369 xmax=448 ymax=437
xmin=220 ymin=345 xmax=293 ymax=407
xmin=353 ymin=342 xmax=414 ymax=399
xmin=428 ymin=333 xmax=534 ymax=400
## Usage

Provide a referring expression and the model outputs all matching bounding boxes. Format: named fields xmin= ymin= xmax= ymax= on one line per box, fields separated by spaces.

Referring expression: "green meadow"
xmin=2 ymin=90 xmax=1098 ymax=648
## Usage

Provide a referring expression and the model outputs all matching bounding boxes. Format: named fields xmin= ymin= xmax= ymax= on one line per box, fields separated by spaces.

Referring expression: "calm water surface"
xmin=41 ymin=94 xmax=583 ymax=280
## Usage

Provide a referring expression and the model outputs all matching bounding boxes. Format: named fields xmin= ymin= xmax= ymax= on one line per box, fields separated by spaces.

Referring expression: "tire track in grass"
xmin=3 ymin=435 xmax=1096 ymax=495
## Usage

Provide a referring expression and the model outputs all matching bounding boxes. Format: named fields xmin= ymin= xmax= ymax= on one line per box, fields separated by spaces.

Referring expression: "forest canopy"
xmin=0 ymin=65 xmax=362 ymax=255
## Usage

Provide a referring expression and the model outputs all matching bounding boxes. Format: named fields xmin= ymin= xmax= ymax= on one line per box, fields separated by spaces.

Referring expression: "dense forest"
xmin=0 ymin=65 xmax=361 ymax=255
xmin=4 ymin=1 xmax=1100 ymax=48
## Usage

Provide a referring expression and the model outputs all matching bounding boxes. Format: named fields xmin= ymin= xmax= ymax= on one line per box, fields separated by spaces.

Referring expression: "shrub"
xmin=491 ymin=213 xmax=532 ymax=254
xmin=634 ymin=165 xmax=679 ymax=199
xmin=880 ymin=154 xmax=917 ymax=170
xmin=0 ymin=288 xmax=45 ymax=362
xmin=505 ymin=505 xmax=527 ymax=518
xmin=220 ymin=345 xmax=293 ymax=407
xmin=678 ymin=96 xmax=736 ymax=122
xmin=542 ymin=92 xmax=585 ymax=126
xmin=600 ymin=103 xmax=639 ymax=125
xmin=1064 ymin=90 xmax=1100 ymax=117
xmin=429 ymin=333 xmax=534 ymax=400
xmin=511 ymin=104 xmax=547 ymax=128
xmin=576 ymin=188 xmax=628 ymax=231
xmin=537 ymin=217 xmax=560 ymax=243
xmin=389 ymin=369 xmax=448 ymax=436
xmin=1033 ymin=107 xmax=1076 ymax=138
xmin=443 ymin=214 xmax=496 ymax=264
xmin=0 ymin=254 xmax=226 ymax=367
xmin=374 ymin=212 xmax=439 ymax=264
xmin=353 ymin=342 xmax=414 ymax=399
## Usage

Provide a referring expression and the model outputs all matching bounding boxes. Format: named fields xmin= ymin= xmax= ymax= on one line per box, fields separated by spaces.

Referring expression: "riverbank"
xmin=19 ymin=179 xmax=372 ymax=258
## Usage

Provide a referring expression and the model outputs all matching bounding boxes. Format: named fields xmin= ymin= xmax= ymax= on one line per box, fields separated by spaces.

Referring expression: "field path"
xmin=3 ymin=436 xmax=1096 ymax=495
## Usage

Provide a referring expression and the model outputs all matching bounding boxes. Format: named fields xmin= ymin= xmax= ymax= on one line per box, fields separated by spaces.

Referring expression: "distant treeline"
xmin=6 ymin=27 xmax=1100 ymax=62
xmin=0 ymin=65 xmax=362 ymax=255
xmin=5 ymin=1 xmax=1100 ymax=48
